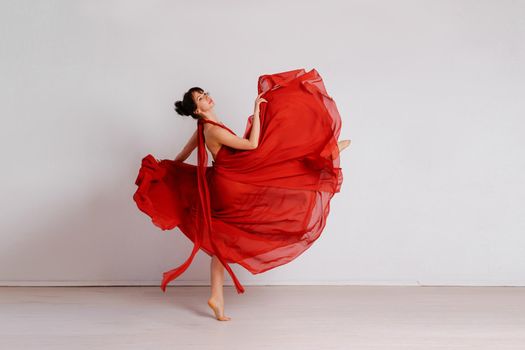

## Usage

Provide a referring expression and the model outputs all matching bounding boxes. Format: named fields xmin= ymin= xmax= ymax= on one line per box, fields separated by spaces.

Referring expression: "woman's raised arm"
xmin=206 ymin=94 xmax=266 ymax=151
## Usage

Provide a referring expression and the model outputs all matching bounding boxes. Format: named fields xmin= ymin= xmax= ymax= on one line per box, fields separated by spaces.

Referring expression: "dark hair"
xmin=174 ymin=87 xmax=204 ymax=119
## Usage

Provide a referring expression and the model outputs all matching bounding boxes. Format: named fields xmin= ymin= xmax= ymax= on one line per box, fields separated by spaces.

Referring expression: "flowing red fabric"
xmin=133 ymin=68 xmax=344 ymax=294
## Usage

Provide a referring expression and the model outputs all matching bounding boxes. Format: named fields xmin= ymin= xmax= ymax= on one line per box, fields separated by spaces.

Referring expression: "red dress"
xmin=133 ymin=68 xmax=344 ymax=294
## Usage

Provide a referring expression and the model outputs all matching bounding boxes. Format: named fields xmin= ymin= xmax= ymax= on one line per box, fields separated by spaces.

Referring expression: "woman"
xmin=173 ymin=88 xmax=266 ymax=321
xmin=133 ymin=68 xmax=351 ymax=321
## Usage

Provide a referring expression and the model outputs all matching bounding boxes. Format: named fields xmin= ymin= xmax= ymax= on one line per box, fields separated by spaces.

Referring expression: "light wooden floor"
xmin=1 ymin=286 xmax=524 ymax=349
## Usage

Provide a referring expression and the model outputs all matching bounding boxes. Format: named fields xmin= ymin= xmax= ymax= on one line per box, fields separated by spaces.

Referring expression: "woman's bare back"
xmin=203 ymin=124 xmax=223 ymax=161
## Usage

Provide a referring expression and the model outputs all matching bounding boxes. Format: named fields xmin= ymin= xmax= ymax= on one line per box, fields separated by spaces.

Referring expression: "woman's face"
xmin=192 ymin=90 xmax=214 ymax=116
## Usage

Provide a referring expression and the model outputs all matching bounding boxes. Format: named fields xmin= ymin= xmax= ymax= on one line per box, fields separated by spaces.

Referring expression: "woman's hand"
xmin=254 ymin=92 xmax=267 ymax=110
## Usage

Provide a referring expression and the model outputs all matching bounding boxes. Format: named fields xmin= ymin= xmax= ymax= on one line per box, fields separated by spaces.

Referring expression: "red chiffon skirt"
xmin=133 ymin=68 xmax=344 ymax=294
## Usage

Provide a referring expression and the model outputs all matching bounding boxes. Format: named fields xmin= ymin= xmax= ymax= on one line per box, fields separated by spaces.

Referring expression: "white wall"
xmin=1 ymin=0 xmax=524 ymax=287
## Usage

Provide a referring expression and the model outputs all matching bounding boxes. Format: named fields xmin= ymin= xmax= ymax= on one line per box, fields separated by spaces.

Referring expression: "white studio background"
xmin=0 ymin=0 xmax=523 ymax=288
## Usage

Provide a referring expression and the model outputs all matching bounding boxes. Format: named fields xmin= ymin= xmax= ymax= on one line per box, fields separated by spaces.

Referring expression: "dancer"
xmin=133 ymin=68 xmax=351 ymax=321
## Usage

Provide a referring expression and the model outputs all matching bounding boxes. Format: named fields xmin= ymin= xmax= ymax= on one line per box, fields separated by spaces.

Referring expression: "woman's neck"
xmin=200 ymin=110 xmax=221 ymax=123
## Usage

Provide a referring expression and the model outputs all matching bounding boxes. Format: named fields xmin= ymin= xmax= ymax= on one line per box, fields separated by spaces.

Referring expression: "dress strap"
xmin=198 ymin=118 xmax=236 ymax=135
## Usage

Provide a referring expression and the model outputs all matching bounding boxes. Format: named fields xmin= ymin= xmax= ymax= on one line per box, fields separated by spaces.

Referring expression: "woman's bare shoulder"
xmin=203 ymin=123 xmax=221 ymax=137
xmin=203 ymin=124 xmax=226 ymax=146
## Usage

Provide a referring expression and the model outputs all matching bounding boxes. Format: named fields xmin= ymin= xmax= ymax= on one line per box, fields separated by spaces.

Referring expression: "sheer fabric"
xmin=133 ymin=68 xmax=344 ymax=294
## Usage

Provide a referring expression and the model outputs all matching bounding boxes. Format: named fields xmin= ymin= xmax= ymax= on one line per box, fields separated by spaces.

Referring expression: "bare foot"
xmin=338 ymin=139 xmax=351 ymax=152
xmin=207 ymin=297 xmax=231 ymax=321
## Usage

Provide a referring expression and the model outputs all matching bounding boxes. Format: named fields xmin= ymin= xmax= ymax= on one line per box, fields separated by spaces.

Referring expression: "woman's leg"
xmin=338 ymin=139 xmax=351 ymax=152
xmin=207 ymin=255 xmax=231 ymax=321
xmin=210 ymin=255 xmax=224 ymax=298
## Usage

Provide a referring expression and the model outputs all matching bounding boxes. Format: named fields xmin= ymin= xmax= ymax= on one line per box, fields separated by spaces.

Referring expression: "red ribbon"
xmin=160 ymin=119 xmax=245 ymax=294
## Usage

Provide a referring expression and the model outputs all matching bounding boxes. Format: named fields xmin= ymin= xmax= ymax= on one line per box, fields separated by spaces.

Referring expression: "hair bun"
xmin=174 ymin=87 xmax=204 ymax=120
xmin=174 ymin=100 xmax=189 ymax=116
